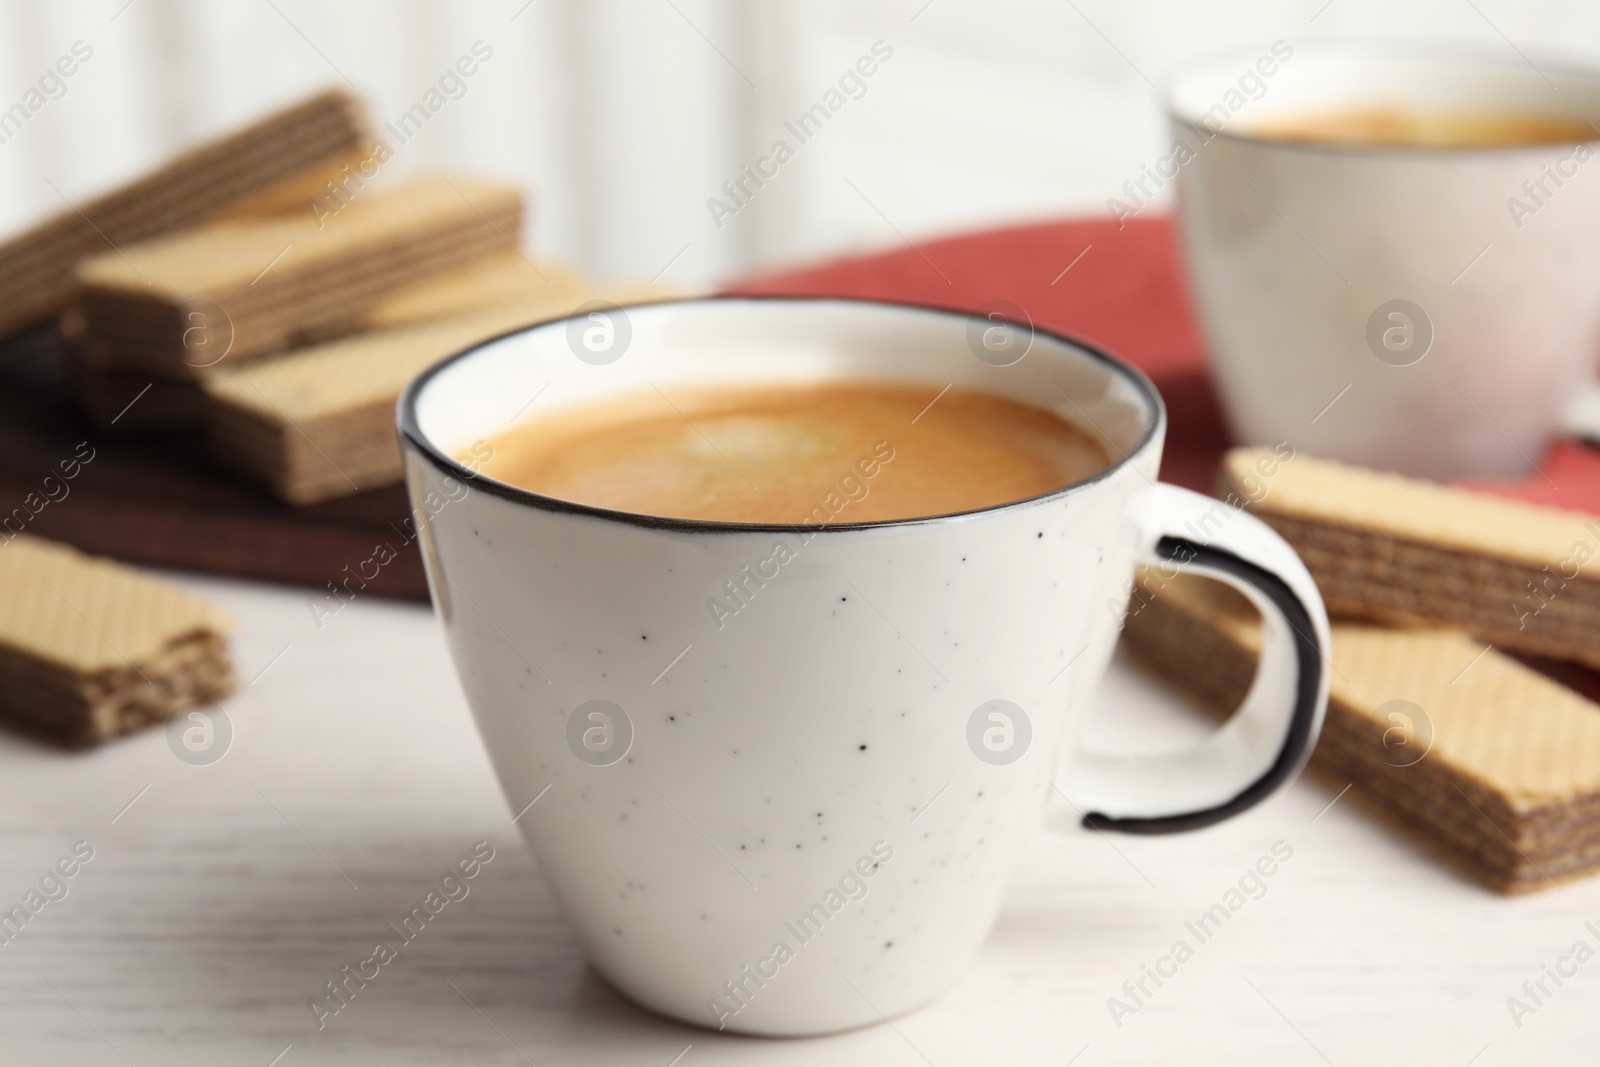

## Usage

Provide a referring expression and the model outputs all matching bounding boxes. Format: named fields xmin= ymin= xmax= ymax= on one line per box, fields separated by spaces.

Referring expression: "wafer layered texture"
xmin=358 ymin=251 xmax=587 ymax=330
xmin=1220 ymin=448 xmax=1600 ymax=669
xmin=202 ymin=284 xmax=683 ymax=504
xmin=75 ymin=175 xmax=524 ymax=376
xmin=1124 ymin=572 xmax=1600 ymax=893
xmin=0 ymin=89 xmax=372 ymax=340
xmin=0 ymin=535 xmax=235 ymax=745
xmin=69 ymin=251 xmax=580 ymax=434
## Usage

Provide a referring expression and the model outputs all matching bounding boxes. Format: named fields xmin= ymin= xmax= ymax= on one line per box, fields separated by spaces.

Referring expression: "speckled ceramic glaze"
xmin=399 ymin=297 xmax=1329 ymax=1036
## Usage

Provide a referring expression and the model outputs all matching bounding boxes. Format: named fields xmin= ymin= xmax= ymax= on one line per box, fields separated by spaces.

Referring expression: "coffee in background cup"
xmin=473 ymin=381 xmax=1110 ymax=523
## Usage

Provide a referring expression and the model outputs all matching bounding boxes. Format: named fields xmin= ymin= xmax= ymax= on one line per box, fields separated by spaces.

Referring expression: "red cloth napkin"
xmin=726 ymin=215 xmax=1600 ymax=514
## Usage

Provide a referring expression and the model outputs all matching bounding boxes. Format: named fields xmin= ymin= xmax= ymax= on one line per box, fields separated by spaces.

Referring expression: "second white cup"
xmin=1169 ymin=39 xmax=1600 ymax=480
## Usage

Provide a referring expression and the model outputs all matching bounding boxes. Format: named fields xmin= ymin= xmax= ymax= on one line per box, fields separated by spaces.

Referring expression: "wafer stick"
xmin=1219 ymin=448 xmax=1600 ymax=669
xmin=1123 ymin=570 xmax=1600 ymax=893
xmin=0 ymin=88 xmax=372 ymax=339
xmin=0 ymin=535 xmax=235 ymax=746
xmin=75 ymin=175 xmax=524 ymax=376
xmin=359 ymin=251 xmax=588 ymax=330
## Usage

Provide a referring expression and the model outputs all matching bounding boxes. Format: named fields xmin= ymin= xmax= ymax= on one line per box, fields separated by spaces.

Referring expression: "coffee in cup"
xmin=473 ymin=381 xmax=1110 ymax=523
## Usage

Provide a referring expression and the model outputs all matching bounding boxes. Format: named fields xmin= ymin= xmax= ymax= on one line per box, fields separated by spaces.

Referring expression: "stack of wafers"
xmin=1124 ymin=447 xmax=1600 ymax=892
xmin=0 ymin=89 xmax=372 ymax=340
xmin=6 ymin=84 xmax=692 ymax=505
xmin=0 ymin=535 xmax=235 ymax=746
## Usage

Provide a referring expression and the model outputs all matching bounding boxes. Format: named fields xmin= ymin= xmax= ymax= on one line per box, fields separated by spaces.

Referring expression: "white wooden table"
xmin=2 ymin=570 xmax=1595 ymax=1066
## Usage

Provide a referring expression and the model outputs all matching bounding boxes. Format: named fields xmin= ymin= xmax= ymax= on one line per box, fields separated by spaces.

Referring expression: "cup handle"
xmin=1051 ymin=483 xmax=1331 ymax=834
xmin=1559 ymin=381 xmax=1600 ymax=446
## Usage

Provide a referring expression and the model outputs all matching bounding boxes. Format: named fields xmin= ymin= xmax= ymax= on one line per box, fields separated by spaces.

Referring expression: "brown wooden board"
xmin=0 ymin=327 xmax=428 ymax=600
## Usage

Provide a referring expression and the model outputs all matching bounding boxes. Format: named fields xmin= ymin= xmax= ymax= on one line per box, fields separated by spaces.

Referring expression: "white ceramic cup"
xmin=397 ymin=297 xmax=1330 ymax=1036
xmin=1169 ymin=40 xmax=1600 ymax=480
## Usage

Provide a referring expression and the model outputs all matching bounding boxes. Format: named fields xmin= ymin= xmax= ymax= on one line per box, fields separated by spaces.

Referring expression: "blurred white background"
xmin=2 ymin=0 xmax=1599 ymax=287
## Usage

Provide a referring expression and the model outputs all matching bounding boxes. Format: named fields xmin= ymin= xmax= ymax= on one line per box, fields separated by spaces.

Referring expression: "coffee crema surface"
xmin=474 ymin=381 xmax=1110 ymax=523
xmin=1248 ymin=106 xmax=1597 ymax=147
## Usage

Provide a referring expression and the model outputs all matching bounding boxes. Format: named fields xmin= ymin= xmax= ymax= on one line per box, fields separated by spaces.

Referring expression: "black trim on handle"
xmin=1082 ymin=536 xmax=1324 ymax=835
